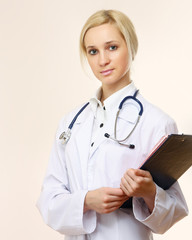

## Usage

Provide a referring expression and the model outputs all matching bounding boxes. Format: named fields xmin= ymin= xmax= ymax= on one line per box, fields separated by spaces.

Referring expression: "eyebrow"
xmin=86 ymin=40 xmax=120 ymax=50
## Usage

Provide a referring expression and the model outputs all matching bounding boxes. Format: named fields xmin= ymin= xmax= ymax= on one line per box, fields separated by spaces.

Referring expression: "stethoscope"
xmin=59 ymin=90 xmax=143 ymax=149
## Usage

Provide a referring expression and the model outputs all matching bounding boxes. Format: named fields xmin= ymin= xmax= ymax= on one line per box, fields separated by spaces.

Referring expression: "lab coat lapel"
xmin=74 ymin=107 xmax=94 ymax=189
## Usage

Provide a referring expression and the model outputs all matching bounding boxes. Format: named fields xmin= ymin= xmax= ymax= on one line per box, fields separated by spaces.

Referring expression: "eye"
xmin=109 ymin=45 xmax=117 ymax=51
xmin=88 ymin=49 xmax=98 ymax=55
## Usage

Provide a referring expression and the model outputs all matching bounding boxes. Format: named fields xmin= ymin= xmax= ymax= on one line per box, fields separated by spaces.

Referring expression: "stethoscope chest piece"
xmin=59 ymin=129 xmax=71 ymax=144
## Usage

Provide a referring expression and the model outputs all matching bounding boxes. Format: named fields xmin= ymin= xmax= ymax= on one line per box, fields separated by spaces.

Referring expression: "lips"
xmin=100 ymin=69 xmax=114 ymax=76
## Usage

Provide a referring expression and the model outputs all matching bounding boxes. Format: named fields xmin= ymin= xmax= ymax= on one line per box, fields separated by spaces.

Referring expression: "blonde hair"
xmin=79 ymin=9 xmax=138 ymax=64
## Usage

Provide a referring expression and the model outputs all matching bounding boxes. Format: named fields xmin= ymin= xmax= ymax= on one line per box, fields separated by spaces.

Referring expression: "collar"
xmin=89 ymin=81 xmax=137 ymax=118
xmin=89 ymin=87 xmax=103 ymax=118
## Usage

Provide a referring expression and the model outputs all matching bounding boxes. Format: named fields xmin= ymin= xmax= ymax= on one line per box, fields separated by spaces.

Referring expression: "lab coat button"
xmin=91 ymin=142 xmax=94 ymax=147
xmin=100 ymin=123 xmax=104 ymax=128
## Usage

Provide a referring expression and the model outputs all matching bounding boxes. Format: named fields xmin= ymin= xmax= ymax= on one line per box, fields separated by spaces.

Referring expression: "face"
xmin=84 ymin=23 xmax=131 ymax=90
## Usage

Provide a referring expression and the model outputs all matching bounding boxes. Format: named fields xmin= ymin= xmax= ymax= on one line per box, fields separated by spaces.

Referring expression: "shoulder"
xmin=139 ymin=94 xmax=175 ymax=123
xmin=136 ymin=93 xmax=178 ymax=154
xmin=137 ymin=93 xmax=178 ymax=136
xmin=56 ymin=102 xmax=91 ymax=136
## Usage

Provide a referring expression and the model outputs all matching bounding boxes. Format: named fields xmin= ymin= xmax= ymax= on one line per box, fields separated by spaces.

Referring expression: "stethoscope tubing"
xmin=69 ymin=102 xmax=90 ymax=130
xmin=59 ymin=90 xmax=143 ymax=147
xmin=118 ymin=96 xmax=143 ymax=116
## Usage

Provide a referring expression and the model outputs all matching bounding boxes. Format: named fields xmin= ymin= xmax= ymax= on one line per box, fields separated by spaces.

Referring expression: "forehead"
xmin=84 ymin=23 xmax=124 ymax=47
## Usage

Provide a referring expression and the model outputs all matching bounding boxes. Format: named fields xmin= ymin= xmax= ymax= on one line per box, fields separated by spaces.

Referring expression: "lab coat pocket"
xmin=97 ymin=142 xmax=136 ymax=188
xmin=118 ymin=103 xmax=139 ymax=124
xmin=115 ymin=105 xmax=138 ymax=144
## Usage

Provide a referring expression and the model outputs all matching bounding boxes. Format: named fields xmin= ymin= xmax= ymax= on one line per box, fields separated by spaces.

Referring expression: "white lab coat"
xmin=37 ymin=84 xmax=188 ymax=240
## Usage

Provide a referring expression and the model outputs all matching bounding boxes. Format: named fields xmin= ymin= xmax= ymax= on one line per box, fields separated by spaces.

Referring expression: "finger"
xmin=104 ymin=193 xmax=129 ymax=203
xmin=120 ymin=180 xmax=132 ymax=197
xmin=121 ymin=172 xmax=144 ymax=197
xmin=122 ymin=171 xmax=136 ymax=191
xmin=124 ymin=169 xmax=149 ymax=184
xmin=124 ymin=169 xmax=138 ymax=182
xmin=107 ymin=187 xmax=126 ymax=196
xmin=134 ymin=169 xmax=151 ymax=178
xmin=120 ymin=184 xmax=131 ymax=197
xmin=101 ymin=196 xmax=130 ymax=214
xmin=104 ymin=198 xmax=128 ymax=210
xmin=102 ymin=205 xmax=122 ymax=214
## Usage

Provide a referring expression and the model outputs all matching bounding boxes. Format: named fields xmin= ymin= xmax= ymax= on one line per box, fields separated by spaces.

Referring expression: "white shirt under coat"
xmin=37 ymin=82 xmax=188 ymax=240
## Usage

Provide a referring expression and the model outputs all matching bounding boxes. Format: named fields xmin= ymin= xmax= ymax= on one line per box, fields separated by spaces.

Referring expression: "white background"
xmin=0 ymin=0 xmax=191 ymax=239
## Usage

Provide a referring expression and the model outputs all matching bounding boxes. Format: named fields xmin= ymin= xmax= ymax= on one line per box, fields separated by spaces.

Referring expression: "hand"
xmin=120 ymin=169 xmax=156 ymax=213
xmin=84 ymin=187 xmax=129 ymax=214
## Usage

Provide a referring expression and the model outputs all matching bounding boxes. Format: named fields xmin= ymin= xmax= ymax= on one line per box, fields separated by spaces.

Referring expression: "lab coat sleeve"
xmin=132 ymin=114 xmax=189 ymax=234
xmin=36 ymin=119 xmax=97 ymax=235
xmin=133 ymin=182 xmax=188 ymax=234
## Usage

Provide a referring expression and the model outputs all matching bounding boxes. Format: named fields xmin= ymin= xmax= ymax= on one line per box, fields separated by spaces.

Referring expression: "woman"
xmin=37 ymin=10 xmax=188 ymax=240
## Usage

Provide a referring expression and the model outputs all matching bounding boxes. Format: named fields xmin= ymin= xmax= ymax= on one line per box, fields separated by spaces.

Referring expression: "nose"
xmin=98 ymin=51 xmax=110 ymax=67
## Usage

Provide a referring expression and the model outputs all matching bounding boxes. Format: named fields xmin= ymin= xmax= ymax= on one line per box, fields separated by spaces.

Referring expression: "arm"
xmin=36 ymin=138 xmax=96 ymax=235
xmin=120 ymin=114 xmax=188 ymax=234
xmin=120 ymin=161 xmax=188 ymax=234
xmin=132 ymin=181 xmax=188 ymax=234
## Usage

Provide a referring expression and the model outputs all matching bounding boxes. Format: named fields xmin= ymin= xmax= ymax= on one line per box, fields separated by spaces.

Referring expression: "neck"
xmin=100 ymin=74 xmax=131 ymax=103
